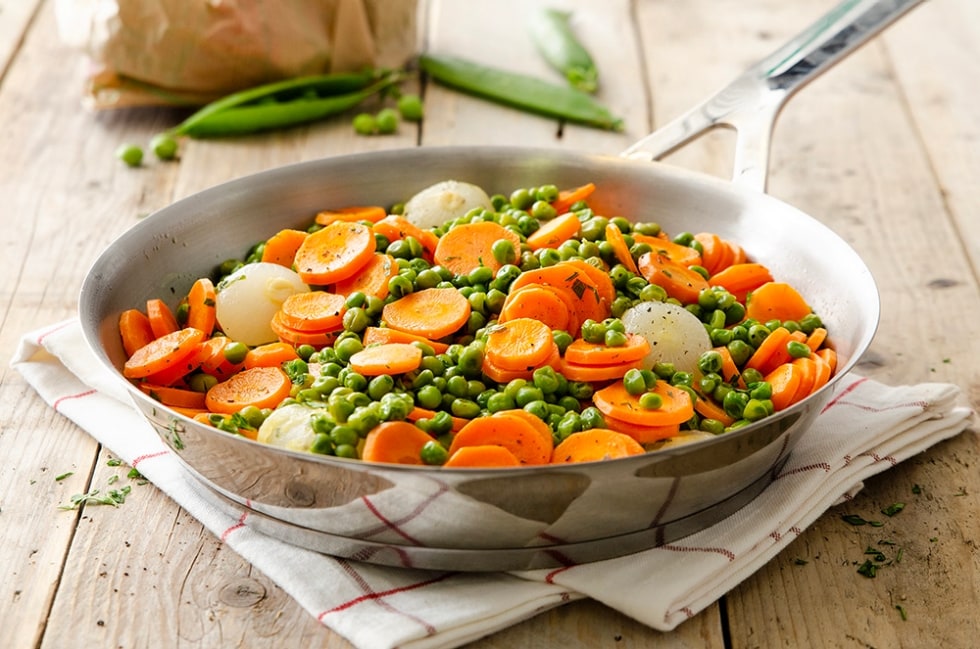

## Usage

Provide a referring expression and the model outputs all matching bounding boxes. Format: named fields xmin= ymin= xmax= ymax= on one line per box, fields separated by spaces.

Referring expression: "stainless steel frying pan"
xmin=79 ymin=0 xmax=920 ymax=571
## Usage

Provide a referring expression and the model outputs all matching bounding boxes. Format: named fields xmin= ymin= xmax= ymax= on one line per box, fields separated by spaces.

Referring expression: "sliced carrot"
xmin=492 ymin=409 xmax=554 ymax=449
xmin=185 ymin=278 xmax=217 ymax=336
xmin=119 ymin=309 xmax=156 ymax=358
xmin=139 ymin=383 xmax=208 ymax=410
xmin=348 ymin=343 xmax=423 ymax=376
xmin=525 ymin=211 xmax=582 ymax=251
xmin=810 ymin=351 xmax=833 ymax=393
xmin=361 ymin=326 xmax=450 ymax=354
xmin=332 ymin=253 xmax=397 ymax=300
xmin=713 ymin=345 xmax=746 ymax=387
xmin=563 ymin=333 xmax=650 ymax=366
xmin=692 ymin=232 xmax=728 ymax=275
xmin=593 ymin=380 xmax=694 ymax=427
xmin=361 ymin=421 xmax=435 ymax=465
xmin=146 ymin=298 xmax=180 ymax=339
xmin=636 ymin=252 xmax=709 ymax=305
xmin=729 ymin=243 xmax=748 ymax=265
xmin=444 ymin=444 xmax=521 ymax=468
xmin=433 ymin=221 xmax=522 ymax=276
xmin=693 ymin=393 xmax=735 ymax=427
xmin=745 ymin=281 xmax=812 ymax=324
xmin=293 ymin=220 xmax=376 ymax=285
xmin=601 ymin=415 xmax=682 ymax=444
xmin=373 ymin=214 xmax=440 ymax=259
xmin=764 ymin=362 xmax=803 ymax=411
xmin=558 ymin=357 xmax=644 ymax=382
xmin=139 ymin=340 xmax=211 ymax=386
xmin=123 ymin=327 xmax=206 ymax=379
xmin=169 ymin=405 xmax=212 ymax=420
xmin=550 ymin=182 xmax=596 ymax=214
xmin=745 ymin=326 xmax=793 ymax=375
xmin=633 ymin=235 xmax=702 ymax=267
xmin=205 ymin=366 xmax=293 ymax=414
xmin=509 ymin=262 xmax=609 ymax=335
xmin=277 ymin=290 xmax=347 ymax=332
xmin=244 ymin=341 xmax=300 ymax=369
xmin=270 ymin=311 xmax=341 ymax=347
xmin=261 ymin=228 xmax=308 ymax=268
xmin=806 ymin=327 xmax=828 ymax=352
xmin=449 ymin=413 xmax=553 ymax=465
xmin=315 ymin=205 xmax=387 ymax=226
xmin=792 ymin=356 xmax=819 ymax=404
xmin=199 ymin=336 xmax=245 ymax=379
xmin=816 ymin=347 xmax=838 ymax=374
xmin=551 ymin=428 xmax=645 ymax=463
xmin=563 ymin=258 xmax=615 ymax=306
xmin=407 ymin=406 xmax=469 ymax=432
xmin=381 ymin=287 xmax=471 ymax=340
xmin=484 ymin=317 xmax=555 ymax=371
xmin=604 ymin=223 xmax=639 ymax=274
xmin=708 ymin=263 xmax=774 ymax=302
xmin=498 ymin=284 xmax=571 ymax=332
xmin=483 ymin=343 xmax=561 ymax=383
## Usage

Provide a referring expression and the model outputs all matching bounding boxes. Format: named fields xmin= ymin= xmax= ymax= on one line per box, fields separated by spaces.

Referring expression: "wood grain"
xmin=0 ymin=1 xmax=975 ymax=648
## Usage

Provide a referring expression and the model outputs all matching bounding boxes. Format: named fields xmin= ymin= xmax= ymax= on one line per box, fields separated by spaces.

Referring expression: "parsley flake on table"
xmin=59 ymin=486 xmax=132 ymax=510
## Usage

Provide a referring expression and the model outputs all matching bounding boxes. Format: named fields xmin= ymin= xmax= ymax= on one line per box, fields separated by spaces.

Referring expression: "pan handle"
xmin=621 ymin=0 xmax=926 ymax=192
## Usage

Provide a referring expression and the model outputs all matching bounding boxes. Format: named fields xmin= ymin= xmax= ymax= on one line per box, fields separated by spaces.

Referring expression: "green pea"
xmin=610 ymin=296 xmax=633 ymax=318
xmin=579 ymin=406 xmax=605 ymax=429
xmin=622 ymin=368 xmax=647 ymax=395
xmin=532 ymin=366 xmax=561 ymax=394
xmin=723 ymin=390 xmax=749 ymax=419
xmin=187 ymin=372 xmax=218 ymax=393
xmin=698 ymin=350 xmax=724 ymax=375
xmin=115 ymin=143 xmax=143 ymax=167
xmin=418 ymin=440 xmax=446 ymax=465
xmin=580 ymin=319 xmax=606 ymax=343
xmin=787 ymin=340 xmax=811 ymax=359
xmin=352 ymin=112 xmax=376 ymax=135
xmin=397 ymin=93 xmax=424 ymax=121
xmin=531 ymin=200 xmax=557 ymax=220
xmin=799 ymin=313 xmax=824 ymax=334
xmin=366 ymin=374 xmax=394 ymax=400
xmin=486 ymin=391 xmax=516 ymax=413
xmin=342 ymin=307 xmax=371 ymax=333
xmin=388 ymin=274 xmax=414 ymax=299
xmin=700 ymin=418 xmax=726 ymax=435
xmin=450 ymin=398 xmax=481 ymax=418
xmin=710 ymin=328 xmax=733 ymax=346
xmin=604 ymin=329 xmax=628 ymax=347
xmin=537 ymin=248 xmax=562 ymax=267
xmin=466 ymin=379 xmax=486 ymax=399
xmin=415 ymin=384 xmax=442 ymax=409
xmin=523 ymin=399 xmax=550 ymax=420
xmin=150 ymin=133 xmax=179 ymax=161
xmin=375 ymin=107 xmax=399 ymax=134
xmin=637 ymin=392 xmax=662 ymax=410
xmin=552 ymin=330 xmax=574 ymax=354
xmin=728 ymin=339 xmax=754 ymax=366
xmin=223 ymin=341 xmax=249 ymax=364
xmin=742 ymin=398 xmax=770 ymax=422
xmin=334 ymin=337 xmax=363 ymax=363
xmin=509 ymin=188 xmax=534 ymax=209
xmin=747 ymin=324 xmax=771 ymax=348
xmin=515 ymin=385 xmax=544 ymax=407
xmin=490 ymin=239 xmax=517 ymax=265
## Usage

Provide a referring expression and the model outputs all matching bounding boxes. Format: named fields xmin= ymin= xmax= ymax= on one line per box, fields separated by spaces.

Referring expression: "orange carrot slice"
xmin=139 ymin=383 xmax=207 ymax=410
xmin=186 ymin=278 xmax=217 ymax=336
xmin=407 ymin=407 xmax=469 ymax=432
xmin=119 ymin=309 xmax=156 ymax=358
xmin=269 ymin=311 xmax=341 ymax=347
xmin=765 ymin=362 xmax=803 ymax=411
xmin=562 ymin=258 xmax=616 ymax=306
xmin=550 ymin=182 xmax=595 ymax=214
xmin=293 ymin=220 xmax=376 ymax=285
xmin=361 ymin=421 xmax=435 ymax=465
xmin=498 ymin=284 xmax=571 ymax=332
xmin=552 ymin=428 xmax=645 ymax=463
xmin=593 ymin=380 xmax=694 ymax=427
xmin=433 ymin=221 xmax=522 ymax=276
xmin=636 ymin=252 xmax=709 ymax=305
xmin=123 ymin=327 xmax=206 ymax=379
xmin=381 ymin=287 xmax=471 ymax=340
xmin=634 ymin=235 xmax=703 ymax=267
xmin=205 ymin=366 xmax=293 ymax=414
xmin=315 ymin=205 xmax=387 ymax=226
xmin=332 ymin=253 xmax=397 ymax=300
xmin=146 ymin=298 xmax=180 ymax=339
xmin=445 ymin=444 xmax=522 ymax=468
xmin=244 ymin=341 xmax=300 ymax=369
xmin=693 ymin=393 xmax=735 ymax=427
xmin=708 ymin=263 xmax=774 ymax=302
xmin=806 ymin=327 xmax=828 ymax=352
xmin=449 ymin=413 xmax=553 ymax=465
xmin=745 ymin=281 xmax=812 ymax=324
xmin=563 ymin=333 xmax=650 ymax=366
xmin=558 ymin=357 xmax=644 ymax=382
xmin=484 ymin=317 xmax=555 ymax=371
xmin=600 ymin=415 xmax=682 ymax=444
xmin=348 ymin=343 xmax=423 ymax=376
xmin=361 ymin=326 xmax=450 ymax=354
xmin=261 ymin=228 xmax=308 ymax=267
xmin=745 ymin=326 xmax=793 ymax=375
xmin=277 ymin=291 xmax=347 ymax=332
xmin=604 ymin=223 xmax=639 ymax=274
xmin=372 ymin=215 xmax=440 ymax=259
xmin=526 ymin=212 xmax=582 ymax=250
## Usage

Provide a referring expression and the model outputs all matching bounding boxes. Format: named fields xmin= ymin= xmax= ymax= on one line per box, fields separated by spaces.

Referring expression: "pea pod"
xmin=419 ymin=53 xmax=622 ymax=132
xmin=528 ymin=8 xmax=598 ymax=94
xmin=173 ymin=71 xmax=394 ymax=138
xmin=176 ymin=77 xmax=400 ymax=138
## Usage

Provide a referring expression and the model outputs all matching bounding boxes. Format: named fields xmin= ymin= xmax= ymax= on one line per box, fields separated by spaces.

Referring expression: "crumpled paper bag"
xmin=55 ymin=0 xmax=419 ymax=109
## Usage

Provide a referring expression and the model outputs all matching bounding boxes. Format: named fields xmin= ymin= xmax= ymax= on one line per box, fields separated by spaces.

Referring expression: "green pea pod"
xmin=419 ymin=53 xmax=622 ymax=132
xmin=177 ymin=77 xmax=398 ymax=138
xmin=173 ymin=70 xmax=387 ymax=137
xmin=528 ymin=8 xmax=598 ymax=94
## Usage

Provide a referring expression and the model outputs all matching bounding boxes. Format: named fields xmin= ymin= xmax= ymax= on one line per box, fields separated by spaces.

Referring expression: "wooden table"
xmin=2 ymin=0 xmax=977 ymax=647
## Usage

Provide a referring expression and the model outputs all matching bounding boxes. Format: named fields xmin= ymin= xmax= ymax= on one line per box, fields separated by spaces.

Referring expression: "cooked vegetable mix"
xmin=528 ymin=8 xmax=599 ymax=93
xmin=118 ymin=180 xmax=836 ymax=467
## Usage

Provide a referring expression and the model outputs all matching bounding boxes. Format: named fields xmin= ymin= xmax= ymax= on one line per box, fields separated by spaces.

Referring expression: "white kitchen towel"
xmin=11 ymin=319 xmax=974 ymax=649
